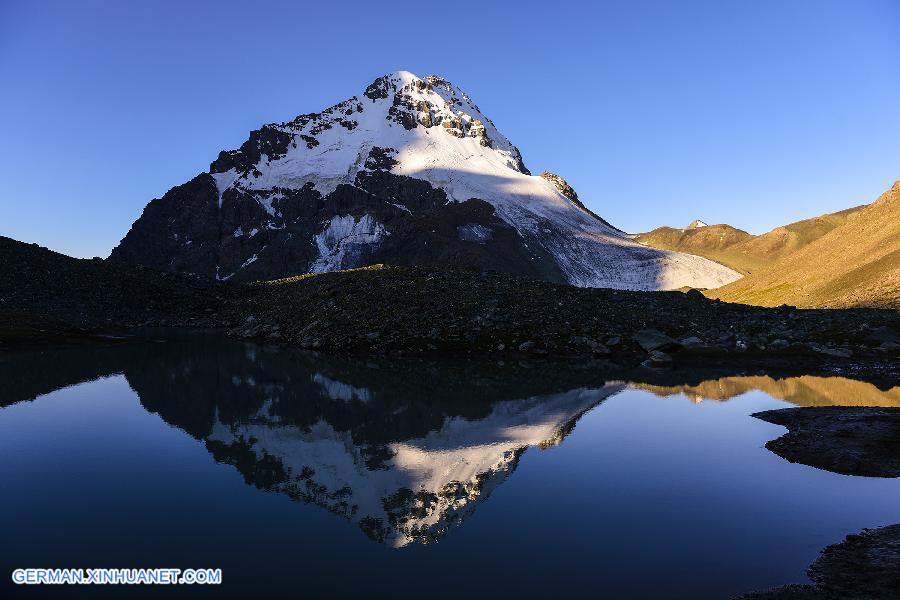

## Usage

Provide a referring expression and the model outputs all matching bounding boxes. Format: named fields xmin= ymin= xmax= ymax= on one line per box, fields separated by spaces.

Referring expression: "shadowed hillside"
xmin=0 ymin=236 xmax=233 ymax=344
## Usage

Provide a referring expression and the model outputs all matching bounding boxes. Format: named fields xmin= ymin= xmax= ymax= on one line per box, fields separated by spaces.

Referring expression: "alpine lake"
xmin=2 ymin=330 xmax=898 ymax=598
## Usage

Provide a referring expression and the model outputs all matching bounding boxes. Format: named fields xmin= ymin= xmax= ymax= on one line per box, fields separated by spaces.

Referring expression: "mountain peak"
xmin=110 ymin=72 xmax=741 ymax=290
xmin=687 ymin=219 xmax=708 ymax=229
xmin=388 ymin=69 xmax=419 ymax=82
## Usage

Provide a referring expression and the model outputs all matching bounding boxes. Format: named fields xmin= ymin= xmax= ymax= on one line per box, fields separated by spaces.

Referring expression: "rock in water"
xmin=633 ymin=329 xmax=682 ymax=352
xmin=642 ymin=350 xmax=673 ymax=367
xmin=753 ymin=407 xmax=900 ymax=477
xmin=738 ymin=524 xmax=900 ymax=599
xmin=109 ymin=71 xmax=741 ymax=289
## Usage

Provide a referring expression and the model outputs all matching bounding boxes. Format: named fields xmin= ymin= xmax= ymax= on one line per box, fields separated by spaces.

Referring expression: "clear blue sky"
xmin=2 ymin=0 xmax=898 ymax=258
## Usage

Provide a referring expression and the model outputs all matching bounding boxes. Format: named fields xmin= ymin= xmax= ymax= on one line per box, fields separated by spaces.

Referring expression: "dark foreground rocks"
xmin=0 ymin=312 xmax=131 ymax=349
xmin=753 ymin=407 xmax=900 ymax=477
xmin=738 ymin=524 xmax=900 ymax=599
xmin=0 ymin=236 xmax=240 ymax=349
xmin=3 ymin=235 xmax=900 ymax=376
xmin=224 ymin=265 xmax=900 ymax=376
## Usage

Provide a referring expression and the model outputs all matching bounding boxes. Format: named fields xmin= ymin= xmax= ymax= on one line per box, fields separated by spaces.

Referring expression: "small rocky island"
xmin=754 ymin=407 xmax=900 ymax=477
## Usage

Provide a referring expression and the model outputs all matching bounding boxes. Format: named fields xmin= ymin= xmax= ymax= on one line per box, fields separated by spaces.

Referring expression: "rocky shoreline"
xmin=754 ymin=407 xmax=900 ymax=477
xmin=3 ymin=236 xmax=899 ymax=377
xmin=738 ymin=524 xmax=900 ymax=599
xmin=737 ymin=406 xmax=900 ymax=598
xmin=221 ymin=265 xmax=900 ymax=377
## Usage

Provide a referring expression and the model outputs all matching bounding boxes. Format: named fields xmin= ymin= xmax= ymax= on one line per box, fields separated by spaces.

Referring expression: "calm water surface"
xmin=2 ymin=333 xmax=898 ymax=598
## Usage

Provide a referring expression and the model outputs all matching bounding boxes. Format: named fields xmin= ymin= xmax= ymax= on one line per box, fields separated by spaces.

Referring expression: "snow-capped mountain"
xmin=110 ymin=71 xmax=740 ymax=290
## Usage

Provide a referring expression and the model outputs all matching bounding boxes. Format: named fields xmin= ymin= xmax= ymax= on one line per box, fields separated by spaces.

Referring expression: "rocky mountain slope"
xmin=109 ymin=71 xmax=739 ymax=290
xmin=709 ymin=181 xmax=900 ymax=308
xmin=635 ymin=205 xmax=864 ymax=275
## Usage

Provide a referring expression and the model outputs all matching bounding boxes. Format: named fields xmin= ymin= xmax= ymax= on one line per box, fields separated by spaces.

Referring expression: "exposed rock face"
xmin=540 ymin=170 xmax=618 ymax=229
xmin=468 ymin=118 xmax=491 ymax=147
xmin=113 ymin=149 xmax=558 ymax=283
xmin=110 ymin=71 xmax=741 ymax=289
xmin=540 ymin=170 xmax=579 ymax=202
xmin=108 ymin=173 xmax=221 ymax=275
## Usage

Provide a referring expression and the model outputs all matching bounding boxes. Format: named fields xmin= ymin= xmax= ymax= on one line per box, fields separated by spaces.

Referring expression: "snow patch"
xmin=310 ymin=214 xmax=387 ymax=273
xmin=240 ymin=254 xmax=258 ymax=269
xmin=211 ymin=170 xmax=239 ymax=207
xmin=257 ymin=191 xmax=282 ymax=217
xmin=312 ymin=373 xmax=372 ymax=403
xmin=457 ymin=223 xmax=493 ymax=243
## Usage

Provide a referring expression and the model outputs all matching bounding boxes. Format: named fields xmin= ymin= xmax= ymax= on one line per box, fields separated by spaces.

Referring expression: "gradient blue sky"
xmin=2 ymin=0 xmax=898 ymax=258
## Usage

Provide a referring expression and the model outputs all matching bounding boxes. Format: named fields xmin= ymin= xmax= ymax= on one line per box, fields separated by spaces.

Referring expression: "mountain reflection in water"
xmin=2 ymin=331 xmax=898 ymax=549
xmin=632 ymin=375 xmax=900 ymax=407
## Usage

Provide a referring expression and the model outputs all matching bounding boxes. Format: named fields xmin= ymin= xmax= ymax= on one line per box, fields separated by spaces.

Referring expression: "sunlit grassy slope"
xmin=635 ymin=206 xmax=864 ymax=276
xmin=707 ymin=181 xmax=900 ymax=308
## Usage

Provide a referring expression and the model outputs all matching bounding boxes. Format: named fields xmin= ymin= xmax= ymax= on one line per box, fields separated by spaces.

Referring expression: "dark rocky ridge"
xmin=106 ymin=173 xmax=222 ymax=277
xmin=6 ymin=236 xmax=900 ymax=378
xmin=0 ymin=235 xmax=236 ymax=346
xmin=223 ymin=265 xmax=900 ymax=378
xmin=539 ymin=170 xmax=619 ymax=231
xmin=753 ymin=407 xmax=900 ymax=477
xmin=110 ymin=147 xmax=560 ymax=284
